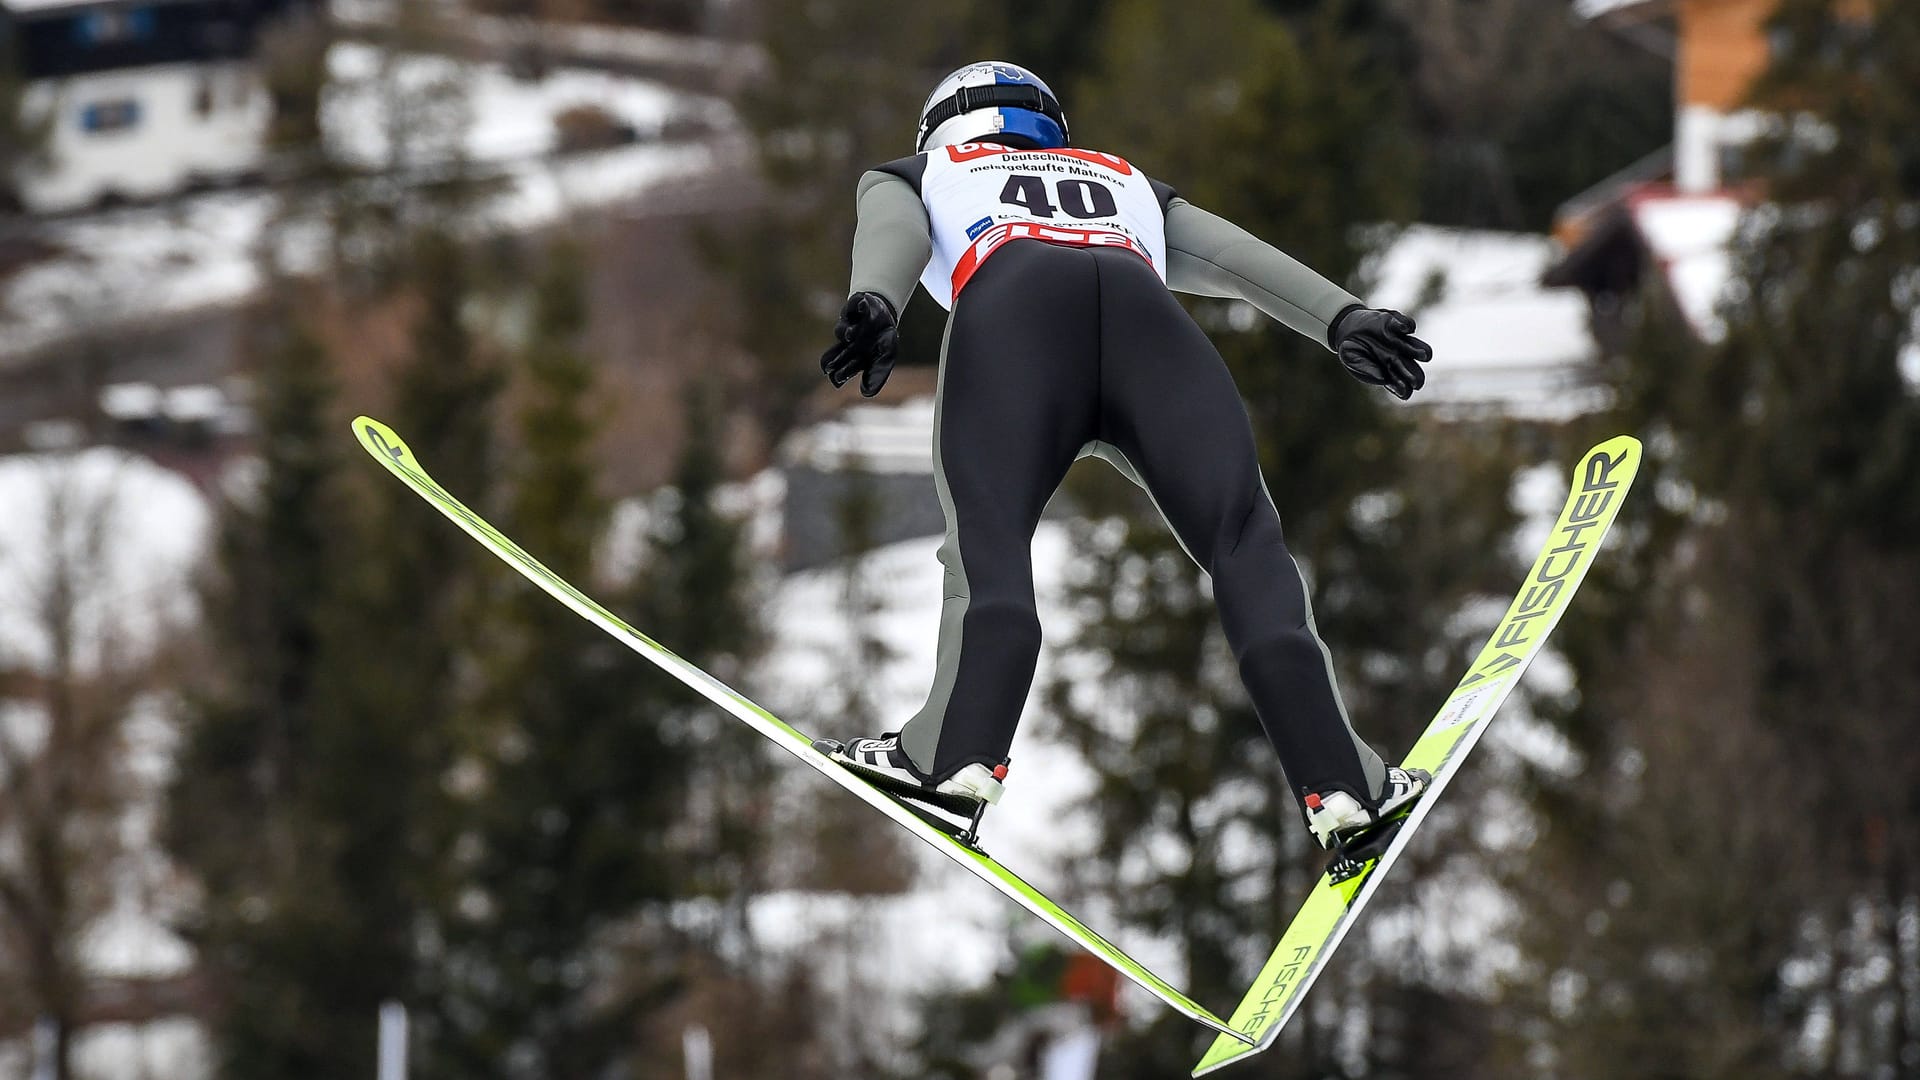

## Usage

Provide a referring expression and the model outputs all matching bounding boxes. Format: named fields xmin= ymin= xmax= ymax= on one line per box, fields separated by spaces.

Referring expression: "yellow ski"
xmin=1194 ymin=435 xmax=1641 ymax=1075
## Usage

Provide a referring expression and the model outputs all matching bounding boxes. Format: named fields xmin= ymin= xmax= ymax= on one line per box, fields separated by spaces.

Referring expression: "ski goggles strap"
xmin=918 ymin=84 xmax=1067 ymax=148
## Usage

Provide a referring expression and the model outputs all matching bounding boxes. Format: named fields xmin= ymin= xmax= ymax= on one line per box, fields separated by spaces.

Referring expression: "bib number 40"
xmin=1000 ymin=174 xmax=1118 ymax=219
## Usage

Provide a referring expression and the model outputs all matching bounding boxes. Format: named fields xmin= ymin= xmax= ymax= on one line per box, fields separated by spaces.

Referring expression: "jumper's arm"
xmin=1164 ymin=198 xmax=1361 ymax=349
xmin=848 ymin=170 xmax=933 ymax=314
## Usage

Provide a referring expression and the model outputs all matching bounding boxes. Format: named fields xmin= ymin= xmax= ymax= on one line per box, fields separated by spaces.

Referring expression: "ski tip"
xmin=352 ymin=417 xmax=411 ymax=464
xmin=1583 ymin=434 xmax=1643 ymax=469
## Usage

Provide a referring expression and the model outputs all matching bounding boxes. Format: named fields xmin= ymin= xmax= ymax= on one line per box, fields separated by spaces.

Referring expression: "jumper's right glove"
xmin=1330 ymin=304 xmax=1432 ymax=401
xmin=820 ymin=291 xmax=900 ymax=398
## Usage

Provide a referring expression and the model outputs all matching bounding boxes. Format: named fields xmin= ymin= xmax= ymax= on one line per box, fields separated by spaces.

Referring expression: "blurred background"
xmin=2 ymin=0 xmax=1917 ymax=1077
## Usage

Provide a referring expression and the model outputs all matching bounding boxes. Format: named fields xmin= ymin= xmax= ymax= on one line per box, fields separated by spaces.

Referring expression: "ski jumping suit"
xmin=847 ymin=142 xmax=1388 ymax=808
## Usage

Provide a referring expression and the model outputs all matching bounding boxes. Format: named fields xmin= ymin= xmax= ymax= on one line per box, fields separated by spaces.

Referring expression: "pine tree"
xmin=165 ymin=283 xmax=393 ymax=1079
xmin=419 ymin=238 xmax=688 ymax=1079
xmin=628 ymin=386 xmax=766 ymax=934
xmin=1507 ymin=2 xmax=1920 ymax=1076
xmin=613 ymin=387 xmax=861 ymax=1080
xmin=1376 ymin=0 xmax=1672 ymax=230
xmin=321 ymin=221 xmax=506 ymax=1067
xmin=702 ymin=0 xmax=969 ymax=441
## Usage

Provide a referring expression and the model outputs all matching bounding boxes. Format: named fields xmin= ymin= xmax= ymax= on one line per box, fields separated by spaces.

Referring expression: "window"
xmin=74 ymin=7 xmax=156 ymax=46
xmin=81 ymin=99 xmax=141 ymax=133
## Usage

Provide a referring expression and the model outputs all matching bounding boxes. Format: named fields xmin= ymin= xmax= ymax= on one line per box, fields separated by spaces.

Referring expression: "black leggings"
xmin=896 ymin=239 xmax=1387 ymax=807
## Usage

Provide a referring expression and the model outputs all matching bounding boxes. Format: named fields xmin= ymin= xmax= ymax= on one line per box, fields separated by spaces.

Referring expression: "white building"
xmin=2 ymin=0 xmax=301 ymax=213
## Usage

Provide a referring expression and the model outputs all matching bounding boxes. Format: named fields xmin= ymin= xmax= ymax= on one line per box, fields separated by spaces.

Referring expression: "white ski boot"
xmin=817 ymin=732 xmax=1008 ymax=807
xmin=814 ymin=732 xmax=1011 ymax=848
xmin=1304 ymin=765 xmax=1431 ymax=850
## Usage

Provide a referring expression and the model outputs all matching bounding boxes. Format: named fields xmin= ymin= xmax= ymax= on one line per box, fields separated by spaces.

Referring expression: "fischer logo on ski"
xmin=1193 ymin=435 xmax=1641 ymax=1076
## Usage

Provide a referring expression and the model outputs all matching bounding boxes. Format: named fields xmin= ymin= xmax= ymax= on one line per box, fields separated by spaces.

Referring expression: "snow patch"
xmin=0 ymin=448 xmax=211 ymax=671
xmin=779 ymin=396 xmax=937 ymax=475
xmin=323 ymin=42 xmax=686 ymax=169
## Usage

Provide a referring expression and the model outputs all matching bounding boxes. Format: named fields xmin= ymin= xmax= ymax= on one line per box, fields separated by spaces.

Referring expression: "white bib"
xmin=915 ymin=143 xmax=1169 ymax=310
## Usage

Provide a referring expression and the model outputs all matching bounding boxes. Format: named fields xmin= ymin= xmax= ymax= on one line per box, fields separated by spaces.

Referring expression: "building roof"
xmin=1543 ymin=185 xmax=1745 ymax=344
xmin=1631 ymin=192 xmax=1742 ymax=341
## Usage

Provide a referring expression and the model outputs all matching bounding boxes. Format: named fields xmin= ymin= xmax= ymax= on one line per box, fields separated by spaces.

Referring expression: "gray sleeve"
xmin=1163 ymin=198 xmax=1362 ymax=350
xmin=849 ymin=170 xmax=932 ymax=315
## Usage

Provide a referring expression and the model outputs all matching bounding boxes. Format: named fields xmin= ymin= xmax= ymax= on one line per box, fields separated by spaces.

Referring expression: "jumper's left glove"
xmin=1330 ymin=305 xmax=1432 ymax=401
xmin=820 ymin=292 xmax=899 ymax=398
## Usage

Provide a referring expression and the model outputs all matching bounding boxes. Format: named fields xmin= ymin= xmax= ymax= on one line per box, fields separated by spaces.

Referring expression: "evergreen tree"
xmin=1507 ymin=2 xmax=1920 ymax=1075
xmin=160 ymin=13 xmax=459 ymax=1062
xmin=180 ymin=226 xmax=503 ymax=1079
xmin=628 ymin=386 xmax=766 ymax=937
xmin=421 ymin=238 xmax=687 ymax=1078
xmin=165 ymin=286 xmax=392 ymax=1079
xmin=703 ymin=0 xmax=969 ymax=441
xmin=327 ymin=221 xmax=506 ymax=1065
xmin=611 ymin=387 xmax=861 ymax=1080
xmin=963 ymin=0 xmax=1111 ymax=92
xmin=1376 ymin=0 xmax=1672 ymax=230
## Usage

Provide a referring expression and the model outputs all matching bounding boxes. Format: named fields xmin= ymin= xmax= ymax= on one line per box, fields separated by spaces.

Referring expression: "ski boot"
xmin=812 ymin=732 xmax=1008 ymax=849
xmin=1306 ymin=765 xmax=1431 ymax=883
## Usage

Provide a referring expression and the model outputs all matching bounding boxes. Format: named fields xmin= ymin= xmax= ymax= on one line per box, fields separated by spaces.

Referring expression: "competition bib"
xmin=916 ymin=143 xmax=1168 ymax=309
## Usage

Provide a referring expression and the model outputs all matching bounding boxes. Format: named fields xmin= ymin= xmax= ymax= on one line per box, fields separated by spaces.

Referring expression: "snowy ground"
xmin=0 ymin=45 xmax=726 ymax=358
xmin=321 ymin=41 xmax=696 ymax=170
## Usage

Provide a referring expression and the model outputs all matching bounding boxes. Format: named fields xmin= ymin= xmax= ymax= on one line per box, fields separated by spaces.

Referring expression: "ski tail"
xmin=351 ymin=416 xmax=1249 ymax=1046
xmin=1193 ymin=435 xmax=1642 ymax=1076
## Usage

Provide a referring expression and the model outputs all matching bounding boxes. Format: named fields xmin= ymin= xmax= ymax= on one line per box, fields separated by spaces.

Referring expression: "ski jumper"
xmin=847 ymin=142 xmax=1388 ymax=808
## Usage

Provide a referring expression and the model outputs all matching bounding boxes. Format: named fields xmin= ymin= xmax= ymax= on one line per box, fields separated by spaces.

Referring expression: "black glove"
xmin=1329 ymin=304 xmax=1431 ymax=401
xmin=820 ymin=292 xmax=899 ymax=398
